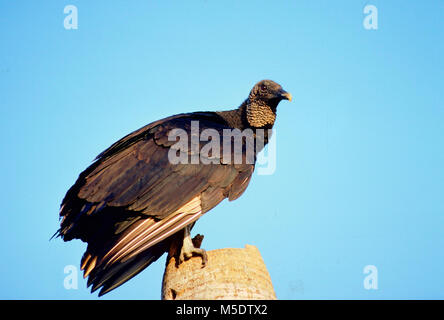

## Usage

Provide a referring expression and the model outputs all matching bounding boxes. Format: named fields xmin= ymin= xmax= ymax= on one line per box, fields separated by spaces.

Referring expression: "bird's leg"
xmin=179 ymin=225 xmax=208 ymax=267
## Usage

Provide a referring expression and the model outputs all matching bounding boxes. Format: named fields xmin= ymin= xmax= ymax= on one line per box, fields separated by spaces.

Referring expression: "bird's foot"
xmin=178 ymin=230 xmax=207 ymax=267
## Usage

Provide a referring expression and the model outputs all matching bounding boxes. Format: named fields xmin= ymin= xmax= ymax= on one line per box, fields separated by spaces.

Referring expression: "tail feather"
xmin=87 ymin=238 xmax=170 ymax=296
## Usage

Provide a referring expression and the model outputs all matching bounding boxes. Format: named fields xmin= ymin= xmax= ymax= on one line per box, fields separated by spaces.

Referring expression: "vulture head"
xmin=246 ymin=80 xmax=292 ymax=128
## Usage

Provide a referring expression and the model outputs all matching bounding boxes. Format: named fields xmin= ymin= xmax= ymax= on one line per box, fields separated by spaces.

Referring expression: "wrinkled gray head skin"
xmin=246 ymin=80 xmax=292 ymax=128
xmin=248 ymin=80 xmax=292 ymax=106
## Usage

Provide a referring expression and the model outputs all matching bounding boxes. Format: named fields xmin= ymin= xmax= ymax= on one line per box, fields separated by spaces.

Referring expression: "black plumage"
xmin=56 ymin=80 xmax=291 ymax=296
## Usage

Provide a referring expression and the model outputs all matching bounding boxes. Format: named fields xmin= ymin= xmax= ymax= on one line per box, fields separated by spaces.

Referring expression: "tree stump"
xmin=162 ymin=244 xmax=277 ymax=300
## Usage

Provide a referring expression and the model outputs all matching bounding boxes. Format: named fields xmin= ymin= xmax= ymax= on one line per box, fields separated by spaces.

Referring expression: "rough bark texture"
xmin=162 ymin=244 xmax=277 ymax=300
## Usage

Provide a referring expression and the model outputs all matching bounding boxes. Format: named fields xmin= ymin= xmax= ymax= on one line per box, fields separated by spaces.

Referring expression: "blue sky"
xmin=0 ymin=1 xmax=443 ymax=299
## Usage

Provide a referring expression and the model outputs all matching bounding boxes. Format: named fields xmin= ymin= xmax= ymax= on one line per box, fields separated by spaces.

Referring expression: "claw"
xmin=178 ymin=227 xmax=207 ymax=267
xmin=179 ymin=246 xmax=207 ymax=267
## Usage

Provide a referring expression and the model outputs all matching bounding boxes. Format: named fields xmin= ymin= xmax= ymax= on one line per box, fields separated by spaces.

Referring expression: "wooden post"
xmin=162 ymin=244 xmax=277 ymax=300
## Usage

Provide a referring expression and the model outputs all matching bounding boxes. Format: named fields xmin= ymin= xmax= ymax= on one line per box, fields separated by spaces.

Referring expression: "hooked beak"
xmin=279 ymin=89 xmax=292 ymax=102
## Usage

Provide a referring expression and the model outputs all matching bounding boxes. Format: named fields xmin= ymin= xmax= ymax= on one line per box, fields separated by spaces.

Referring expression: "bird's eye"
xmin=260 ymin=84 xmax=267 ymax=91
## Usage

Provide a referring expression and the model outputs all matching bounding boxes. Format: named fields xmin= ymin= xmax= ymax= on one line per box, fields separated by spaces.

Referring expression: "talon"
xmin=199 ymin=248 xmax=208 ymax=267
xmin=178 ymin=227 xmax=208 ymax=267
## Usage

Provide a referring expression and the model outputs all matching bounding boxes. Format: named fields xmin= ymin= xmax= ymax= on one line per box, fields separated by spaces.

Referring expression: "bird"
xmin=55 ymin=79 xmax=292 ymax=296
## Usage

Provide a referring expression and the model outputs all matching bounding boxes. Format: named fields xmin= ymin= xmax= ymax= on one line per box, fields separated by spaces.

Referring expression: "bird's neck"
xmin=215 ymin=106 xmax=245 ymax=130
xmin=216 ymin=99 xmax=277 ymax=130
xmin=215 ymin=100 xmax=275 ymax=152
xmin=243 ymin=99 xmax=277 ymax=129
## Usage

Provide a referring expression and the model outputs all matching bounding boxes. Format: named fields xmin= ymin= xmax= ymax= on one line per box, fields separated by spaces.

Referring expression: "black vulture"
xmin=56 ymin=80 xmax=292 ymax=296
